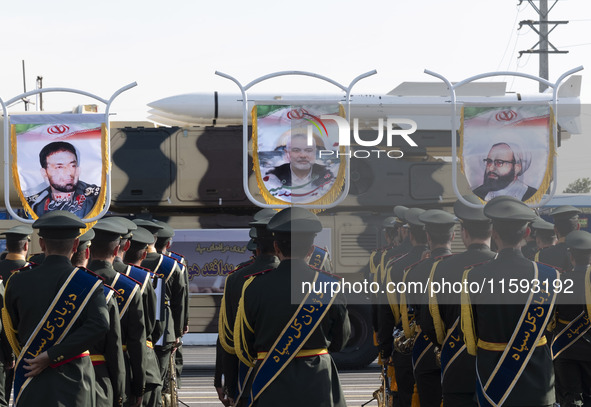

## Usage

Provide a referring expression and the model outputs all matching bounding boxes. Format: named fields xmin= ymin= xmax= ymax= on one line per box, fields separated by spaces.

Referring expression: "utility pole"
xmin=518 ymin=0 xmax=568 ymax=92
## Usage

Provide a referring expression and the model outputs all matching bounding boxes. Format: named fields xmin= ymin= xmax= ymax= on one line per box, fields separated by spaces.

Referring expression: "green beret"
xmin=106 ymin=216 xmax=137 ymax=239
xmin=153 ymin=220 xmax=175 ymax=239
xmin=419 ymin=209 xmax=456 ymax=228
xmin=0 ymin=225 xmax=34 ymax=239
xmin=92 ymin=218 xmax=127 ymax=241
xmin=483 ymin=196 xmax=536 ymax=222
xmin=405 ymin=208 xmax=426 ymax=227
xmin=267 ymin=207 xmax=322 ymax=234
xmin=454 ymin=194 xmax=489 ymax=223
xmin=32 ymin=210 xmax=87 ymax=239
xmin=393 ymin=206 xmax=409 ymax=224
xmin=565 ymin=230 xmax=591 ymax=250
xmin=130 ymin=226 xmax=156 ymax=245
xmin=132 ymin=219 xmax=163 ymax=235
xmin=531 ymin=217 xmax=555 ymax=232
xmin=550 ymin=205 xmax=581 ymax=221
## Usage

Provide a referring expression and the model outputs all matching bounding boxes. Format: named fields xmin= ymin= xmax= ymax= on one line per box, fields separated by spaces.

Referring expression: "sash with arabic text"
xmin=551 ymin=310 xmax=591 ymax=359
xmin=411 ymin=329 xmax=433 ymax=371
xmin=13 ymin=268 xmax=101 ymax=404
xmin=153 ymin=254 xmax=177 ymax=284
xmin=476 ymin=262 xmax=558 ymax=407
xmin=440 ymin=317 xmax=466 ymax=381
xmin=124 ymin=265 xmax=152 ymax=294
xmin=111 ymin=273 xmax=140 ymax=320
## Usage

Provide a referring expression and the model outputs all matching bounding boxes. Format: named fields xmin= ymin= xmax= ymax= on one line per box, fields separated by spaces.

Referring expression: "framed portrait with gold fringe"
xmin=10 ymin=114 xmax=108 ymax=221
xmin=253 ymin=104 xmax=346 ymax=206
xmin=459 ymin=105 xmax=554 ymax=204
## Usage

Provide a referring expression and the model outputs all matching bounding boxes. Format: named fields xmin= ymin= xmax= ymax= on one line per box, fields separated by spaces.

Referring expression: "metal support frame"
xmin=424 ymin=66 xmax=583 ymax=209
xmin=215 ymin=70 xmax=376 ymax=209
xmin=0 ymin=82 xmax=137 ymax=223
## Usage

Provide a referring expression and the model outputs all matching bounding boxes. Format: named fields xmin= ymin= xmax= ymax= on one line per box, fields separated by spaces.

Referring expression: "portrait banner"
xmin=252 ymin=104 xmax=346 ymax=209
xmin=10 ymin=114 xmax=108 ymax=222
xmin=459 ymin=105 xmax=554 ymax=204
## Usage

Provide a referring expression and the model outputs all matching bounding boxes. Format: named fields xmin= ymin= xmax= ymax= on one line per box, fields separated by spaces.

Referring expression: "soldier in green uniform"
xmin=551 ymin=230 xmax=591 ymax=407
xmin=152 ymin=219 xmax=189 ymax=389
xmin=234 ymin=207 xmax=350 ymax=407
xmin=3 ymin=211 xmax=109 ymax=407
xmin=88 ymin=219 xmax=147 ymax=407
xmin=531 ymin=218 xmax=556 ymax=260
xmin=136 ymin=219 xmax=186 ymax=397
xmin=537 ymin=205 xmax=581 ymax=272
xmin=107 ymin=217 xmax=138 ymax=268
xmin=421 ymin=195 xmax=496 ymax=407
xmin=401 ymin=209 xmax=455 ymax=407
xmin=216 ymin=209 xmax=279 ymax=406
xmin=378 ymin=207 xmax=429 ymax=407
xmin=462 ymin=196 xmax=557 ymax=407
xmin=121 ymin=226 xmax=163 ymax=407
xmin=0 ymin=225 xmax=32 ymax=407
xmin=80 ymin=228 xmax=126 ymax=407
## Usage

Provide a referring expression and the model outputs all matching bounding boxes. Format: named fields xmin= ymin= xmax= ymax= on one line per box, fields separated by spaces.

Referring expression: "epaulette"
xmin=229 ymin=258 xmax=255 ymax=275
xmin=309 ymin=264 xmax=342 ymax=280
xmin=244 ymin=268 xmax=274 ymax=279
xmin=80 ymin=266 xmax=106 ymax=282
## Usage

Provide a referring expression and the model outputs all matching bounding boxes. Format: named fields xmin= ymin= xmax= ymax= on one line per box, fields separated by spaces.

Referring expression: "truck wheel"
xmin=331 ymin=304 xmax=378 ymax=370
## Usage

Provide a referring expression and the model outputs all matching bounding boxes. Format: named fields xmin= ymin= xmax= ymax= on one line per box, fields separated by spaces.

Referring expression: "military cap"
xmin=531 ymin=217 xmax=554 ymax=232
xmin=249 ymin=226 xmax=258 ymax=239
xmin=92 ymin=218 xmax=128 ymax=241
xmin=483 ymin=196 xmax=536 ymax=222
xmin=453 ymin=194 xmax=489 ymax=223
xmin=78 ymin=229 xmax=95 ymax=251
xmin=106 ymin=216 xmax=137 ymax=239
xmin=0 ymin=225 xmax=34 ymax=239
xmin=393 ymin=206 xmax=409 ymax=224
xmin=267 ymin=207 xmax=322 ymax=234
xmin=550 ymin=205 xmax=581 ymax=221
xmin=419 ymin=209 xmax=456 ymax=231
xmin=565 ymin=230 xmax=591 ymax=250
xmin=32 ymin=210 xmax=87 ymax=239
xmin=247 ymin=238 xmax=257 ymax=251
xmin=132 ymin=219 xmax=164 ymax=235
xmin=405 ymin=208 xmax=426 ymax=227
xmin=130 ymin=226 xmax=156 ymax=246
xmin=250 ymin=209 xmax=278 ymax=228
xmin=382 ymin=216 xmax=398 ymax=228
xmin=153 ymin=220 xmax=175 ymax=238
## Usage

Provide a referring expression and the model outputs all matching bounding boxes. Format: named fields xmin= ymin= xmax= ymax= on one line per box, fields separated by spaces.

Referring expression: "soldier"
xmin=0 ymin=225 xmax=32 ymax=407
xmin=88 ymin=218 xmax=147 ymax=407
xmin=401 ymin=209 xmax=456 ymax=407
xmin=3 ymin=210 xmax=109 ymax=406
xmin=216 ymin=209 xmax=279 ymax=406
xmin=537 ymin=205 xmax=581 ymax=272
xmin=421 ymin=195 xmax=496 ymax=407
xmin=80 ymin=228 xmax=126 ymax=407
xmin=378 ymin=207 xmax=429 ymax=407
xmin=136 ymin=219 xmax=186 ymax=397
xmin=551 ymin=230 xmax=591 ymax=407
xmin=120 ymin=226 xmax=163 ymax=407
xmin=152 ymin=219 xmax=189 ymax=389
xmin=532 ymin=218 xmax=557 ymax=259
xmin=461 ymin=196 xmax=558 ymax=406
xmin=107 ymin=216 xmax=138 ymax=268
xmin=233 ymin=207 xmax=350 ymax=407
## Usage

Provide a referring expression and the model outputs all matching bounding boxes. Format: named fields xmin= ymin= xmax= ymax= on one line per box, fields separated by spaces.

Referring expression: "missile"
xmin=147 ymin=77 xmax=582 ymax=134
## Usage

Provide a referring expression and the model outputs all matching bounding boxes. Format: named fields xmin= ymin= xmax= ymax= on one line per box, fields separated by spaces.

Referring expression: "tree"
xmin=563 ymin=177 xmax=591 ymax=194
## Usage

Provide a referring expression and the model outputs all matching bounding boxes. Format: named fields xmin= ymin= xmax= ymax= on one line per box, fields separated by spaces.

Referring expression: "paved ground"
xmin=179 ymin=346 xmax=381 ymax=406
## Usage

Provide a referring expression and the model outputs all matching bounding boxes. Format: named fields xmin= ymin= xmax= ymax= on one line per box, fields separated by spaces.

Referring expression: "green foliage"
xmin=563 ymin=177 xmax=591 ymax=194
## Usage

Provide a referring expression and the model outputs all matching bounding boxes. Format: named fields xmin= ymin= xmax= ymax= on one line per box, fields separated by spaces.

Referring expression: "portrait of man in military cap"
xmin=24 ymin=141 xmax=101 ymax=218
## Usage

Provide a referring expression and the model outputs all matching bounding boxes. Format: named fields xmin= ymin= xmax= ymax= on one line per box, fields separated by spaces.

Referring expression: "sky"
xmin=1 ymin=0 xmax=590 ymax=192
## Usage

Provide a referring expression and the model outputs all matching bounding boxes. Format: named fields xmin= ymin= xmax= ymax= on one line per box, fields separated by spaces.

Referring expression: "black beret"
xmin=484 ymin=196 xmax=536 ymax=222
xmin=32 ymin=211 xmax=87 ymax=239
xmin=267 ymin=207 xmax=322 ymax=234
